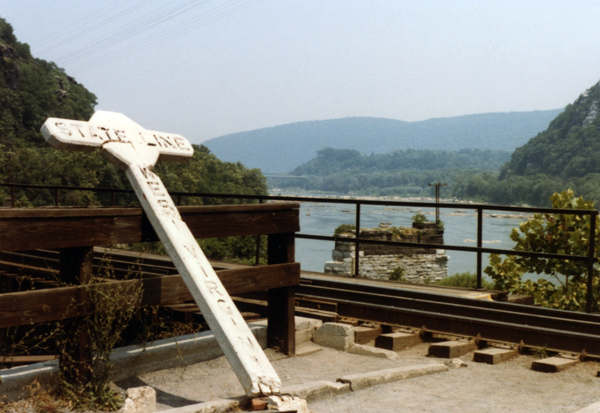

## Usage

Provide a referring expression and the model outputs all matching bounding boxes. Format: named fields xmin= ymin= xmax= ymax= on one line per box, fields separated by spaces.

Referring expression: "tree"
xmin=484 ymin=190 xmax=599 ymax=312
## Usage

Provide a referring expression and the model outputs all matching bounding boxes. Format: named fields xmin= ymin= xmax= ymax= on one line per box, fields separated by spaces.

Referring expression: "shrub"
xmin=389 ymin=266 xmax=406 ymax=281
xmin=411 ymin=213 xmax=429 ymax=224
xmin=435 ymin=272 xmax=496 ymax=289
xmin=334 ymin=223 xmax=356 ymax=236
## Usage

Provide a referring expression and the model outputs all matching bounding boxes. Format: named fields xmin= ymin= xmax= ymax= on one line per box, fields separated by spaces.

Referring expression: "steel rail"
xmin=300 ymin=275 xmax=600 ymax=323
xmin=316 ymin=296 xmax=600 ymax=356
xmin=296 ymin=281 xmax=600 ymax=356
xmin=298 ymin=284 xmax=600 ymax=335
xmin=3 ymin=248 xmax=600 ymax=357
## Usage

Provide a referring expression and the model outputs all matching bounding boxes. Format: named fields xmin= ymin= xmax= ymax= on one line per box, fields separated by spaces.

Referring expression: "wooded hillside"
xmin=0 ymin=18 xmax=267 ymax=207
xmin=453 ymin=80 xmax=600 ymax=206
xmin=270 ymin=148 xmax=511 ymax=197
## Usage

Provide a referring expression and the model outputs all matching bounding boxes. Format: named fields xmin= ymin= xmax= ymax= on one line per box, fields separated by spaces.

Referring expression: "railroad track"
xmin=1 ymin=249 xmax=600 ymax=358
xmin=298 ymin=274 xmax=600 ymax=357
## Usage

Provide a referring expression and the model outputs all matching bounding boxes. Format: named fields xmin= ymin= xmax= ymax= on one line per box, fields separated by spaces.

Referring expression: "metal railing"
xmin=1 ymin=182 xmax=598 ymax=312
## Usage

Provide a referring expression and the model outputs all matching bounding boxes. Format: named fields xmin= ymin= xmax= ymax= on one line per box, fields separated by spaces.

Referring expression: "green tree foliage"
xmin=389 ymin=266 xmax=405 ymax=281
xmin=451 ymin=172 xmax=567 ymax=206
xmin=411 ymin=213 xmax=429 ymax=225
xmin=333 ymin=223 xmax=356 ymax=235
xmin=0 ymin=17 xmax=268 ymax=264
xmin=484 ymin=190 xmax=599 ymax=312
xmin=0 ymin=17 xmax=267 ymax=205
xmin=293 ymin=147 xmax=511 ymax=176
xmin=453 ymin=80 xmax=600 ymax=206
xmin=0 ymin=18 xmax=96 ymax=150
xmin=270 ymin=147 xmax=512 ymax=196
xmin=153 ymin=145 xmax=267 ymax=202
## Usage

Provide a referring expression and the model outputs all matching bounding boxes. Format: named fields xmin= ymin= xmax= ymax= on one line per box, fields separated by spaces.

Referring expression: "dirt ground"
xmin=114 ymin=342 xmax=600 ymax=413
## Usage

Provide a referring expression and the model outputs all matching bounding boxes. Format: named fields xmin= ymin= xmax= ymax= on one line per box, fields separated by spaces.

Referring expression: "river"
xmin=274 ymin=191 xmax=541 ymax=282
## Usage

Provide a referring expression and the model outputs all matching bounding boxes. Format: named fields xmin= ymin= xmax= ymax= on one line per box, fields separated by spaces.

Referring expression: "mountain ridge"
xmin=204 ymin=110 xmax=563 ymax=173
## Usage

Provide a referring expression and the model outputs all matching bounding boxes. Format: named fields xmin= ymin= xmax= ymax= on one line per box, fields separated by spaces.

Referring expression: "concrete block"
xmin=282 ymin=380 xmax=351 ymax=402
xmin=473 ymin=348 xmax=519 ymax=365
xmin=532 ymin=356 xmax=580 ymax=373
xmin=295 ymin=316 xmax=323 ymax=332
xmin=427 ymin=340 xmax=477 ymax=358
xmin=296 ymin=328 xmax=313 ymax=345
xmin=375 ymin=332 xmax=422 ymax=351
xmin=295 ymin=316 xmax=322 ymax=345
xmin=354 ymin=325 xmax=382 ymax=344
xmin=313 ymin=322 xmax=355 ymax=351
xmin=295 ymin=342 xmax=322 ymax=357
xmin=347 ymin=343 xmax=399 ymax=360
xmin=337 ymin=363 xmax=448 ymax=391
xmin=122 ymin=386 xmax=156 ymax=413
xmin=268 ymin=395 xmax=309 ymax=413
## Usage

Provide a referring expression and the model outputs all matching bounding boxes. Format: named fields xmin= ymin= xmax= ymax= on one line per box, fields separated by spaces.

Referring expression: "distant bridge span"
xmin=264 ymin=175 xmax=310 ymax=179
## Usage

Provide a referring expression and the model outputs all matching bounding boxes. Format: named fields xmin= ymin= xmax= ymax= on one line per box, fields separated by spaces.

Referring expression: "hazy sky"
xmin=2 ymin=1 xmax=599 ymax=144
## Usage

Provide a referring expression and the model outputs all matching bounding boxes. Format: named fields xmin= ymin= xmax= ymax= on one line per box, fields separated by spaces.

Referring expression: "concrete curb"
xmin=282 ymin=380 xmax=352 ymax=402
xmin=347 ymin=343 xmax=399 ymax=360
xmin=0 ymin=360 xmax=59 ymax=400
xmin=161 ymin=362 xmax=448 ymax=413
xmin=337 ymin=363 xmax=448 ymax=391
xmin=111 ymin=324 xmax=267 ymax=382
xmin=158 ymin=397 xmax=245 ymax=413
xmin=0 ymin=324 xmax=267 ymax=401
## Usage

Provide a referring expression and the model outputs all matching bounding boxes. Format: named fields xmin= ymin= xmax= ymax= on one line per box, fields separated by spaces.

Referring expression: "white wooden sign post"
xmin=41 ymin=111 xmax=282 ymax=397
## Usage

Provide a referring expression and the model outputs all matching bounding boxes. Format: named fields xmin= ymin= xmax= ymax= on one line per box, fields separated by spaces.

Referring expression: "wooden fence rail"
xmin=0 ymin=202 xmax=300 ymax=357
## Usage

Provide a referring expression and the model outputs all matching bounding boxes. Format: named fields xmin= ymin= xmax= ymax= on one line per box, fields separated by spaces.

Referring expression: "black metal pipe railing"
xmin=1 ymin=183 xmax=598 ymax=312
xmin=477 ymin=206 xmax=483 ymax=289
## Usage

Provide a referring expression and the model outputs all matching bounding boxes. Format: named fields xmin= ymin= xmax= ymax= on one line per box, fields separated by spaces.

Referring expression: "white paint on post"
xmin=41 ymin=111 xmax=281 ymax=396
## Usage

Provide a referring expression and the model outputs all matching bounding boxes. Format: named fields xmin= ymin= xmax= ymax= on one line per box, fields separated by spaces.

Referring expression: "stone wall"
xmin=324 ymin=252 xmax=448 ymax=283
xmin=324 ymin=224 xmax=449 ymax=283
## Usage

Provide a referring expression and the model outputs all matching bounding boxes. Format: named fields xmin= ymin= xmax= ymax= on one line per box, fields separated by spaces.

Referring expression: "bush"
xmin=389 ymin=266 xmax=405 ymax=281
xmin=334 ymin=223 xmax=356 ymax=236
xmin=411 ymin=213 xmax=429 ymax=224
xmin=436 ymin=272 xmax=496 ymax=289
xmin=485 ymin=190 xmax=600 ymax=312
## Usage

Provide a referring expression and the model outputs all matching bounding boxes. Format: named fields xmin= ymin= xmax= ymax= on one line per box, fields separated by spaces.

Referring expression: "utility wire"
xmin=57 ymin=0 xmax=210 ymax=65
xmin=36 ymin=0 xmax=148 ymax=53
xmin=72 ymin=0 xmax=260 ymax=73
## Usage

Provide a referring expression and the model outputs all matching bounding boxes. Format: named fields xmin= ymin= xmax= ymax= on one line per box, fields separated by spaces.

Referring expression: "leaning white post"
xmin=41 ymin=111 xmax=281 ymax=396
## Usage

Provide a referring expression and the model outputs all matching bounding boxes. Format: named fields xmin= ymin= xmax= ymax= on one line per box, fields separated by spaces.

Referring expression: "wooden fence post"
xmin=59 ymin=246 xmax=94 ymax=384
xmin=267 ymin=232 xmax=296 ymax=356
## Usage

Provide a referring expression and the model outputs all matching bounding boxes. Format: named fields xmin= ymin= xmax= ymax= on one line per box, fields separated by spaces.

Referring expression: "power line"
xmin=57 ymin=0 xmax=210 ymax=66
xmin=36 ymin=0 xmax=150 ymax=53
xmin=72 ymin=0 xmax=260 ymax=73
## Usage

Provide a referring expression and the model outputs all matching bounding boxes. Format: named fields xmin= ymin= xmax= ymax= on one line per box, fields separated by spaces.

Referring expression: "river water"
xmin=276 ymin=191 xmax=536 ymax=282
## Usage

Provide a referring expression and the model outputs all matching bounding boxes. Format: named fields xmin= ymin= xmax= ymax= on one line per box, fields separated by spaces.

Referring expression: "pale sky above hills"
xmin=1 ymin=0 xmax=599 ymax=143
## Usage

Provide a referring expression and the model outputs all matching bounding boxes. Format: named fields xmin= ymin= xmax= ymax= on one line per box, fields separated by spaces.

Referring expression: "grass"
xmin=435 ymin=272 xmax=496 ymax=289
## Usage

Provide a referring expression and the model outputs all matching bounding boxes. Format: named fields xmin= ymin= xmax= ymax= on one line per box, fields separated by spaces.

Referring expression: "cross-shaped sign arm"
xmin=40 ymin=111 xmax=281 ymax=397
xmin=41 ymin=111 xmax=194 ymax=166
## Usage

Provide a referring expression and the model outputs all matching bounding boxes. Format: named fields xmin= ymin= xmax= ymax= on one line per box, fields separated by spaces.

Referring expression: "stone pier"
xmin=324 ymin=224 xmax=449 ymax=283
